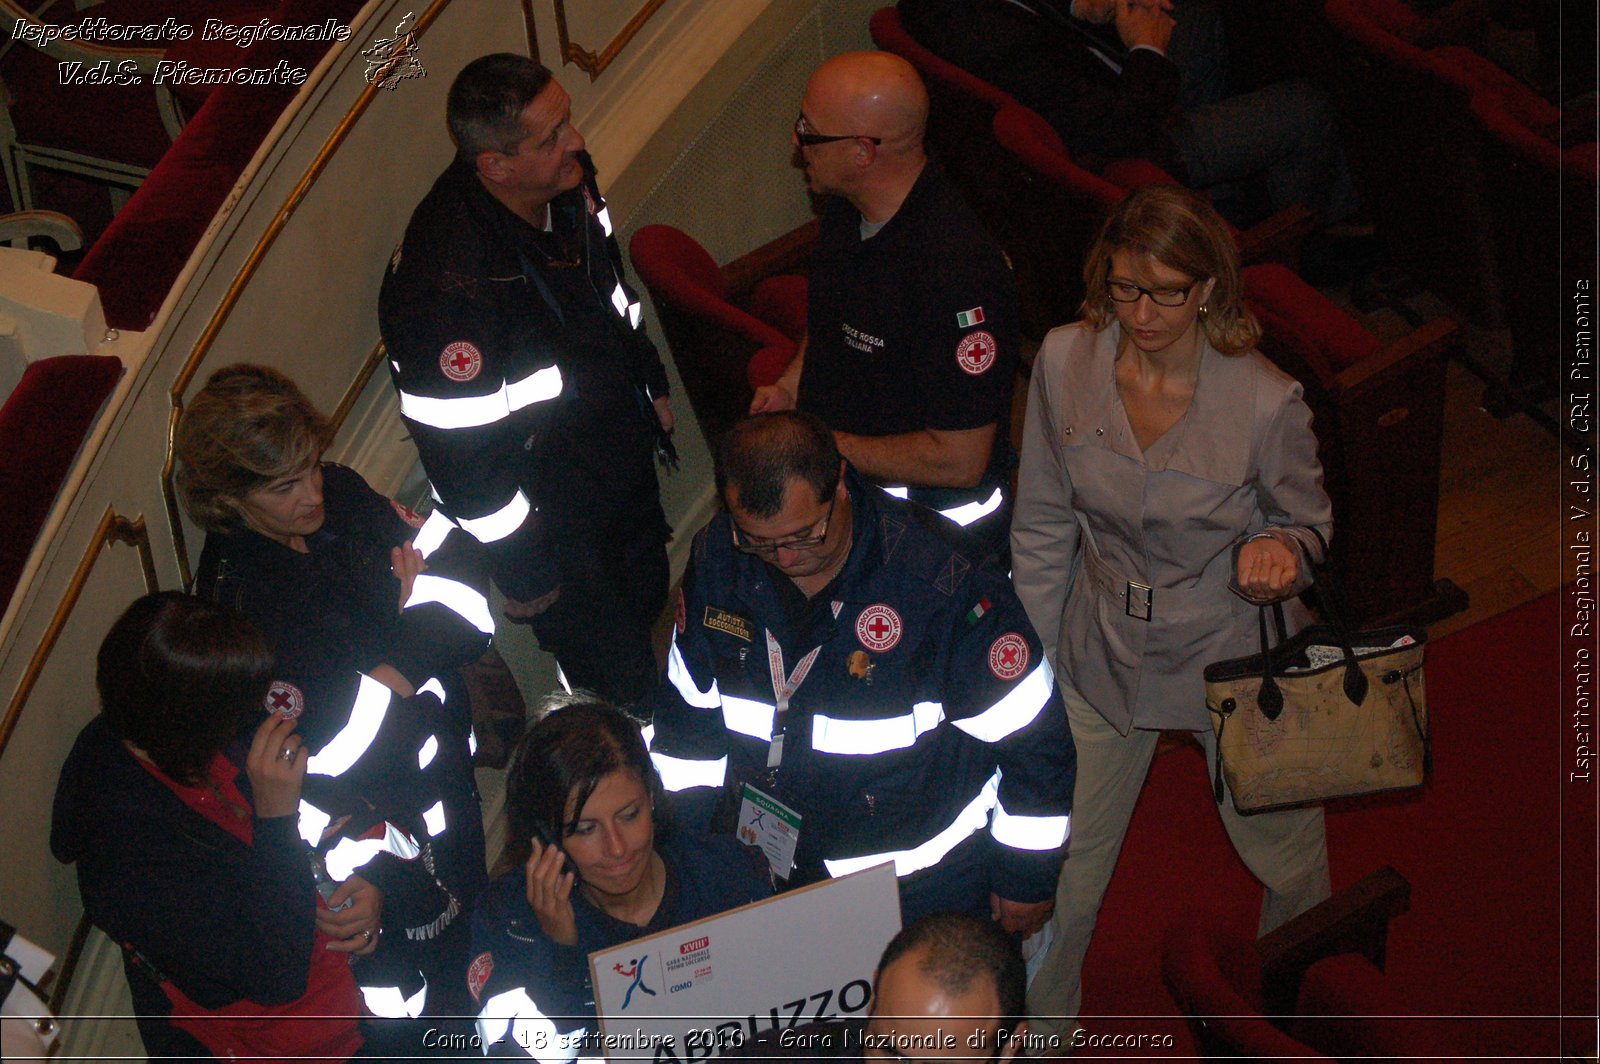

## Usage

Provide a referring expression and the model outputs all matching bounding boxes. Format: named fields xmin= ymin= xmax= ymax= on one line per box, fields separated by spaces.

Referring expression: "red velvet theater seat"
xmin=1242 ymin=262 xmax=1460 ymax=624
xmin=0 ymin=354 xmax=123 ymax=613
xmin=629 ymin=224 xmax=807 ymax=449
xmin=992 ymin=102 xmax=1312 ymax=336
xmin=1320 ymin=0 xmax=1561 ymax=328
xmin=1470 ymin=89 xmax=1598 ymax=406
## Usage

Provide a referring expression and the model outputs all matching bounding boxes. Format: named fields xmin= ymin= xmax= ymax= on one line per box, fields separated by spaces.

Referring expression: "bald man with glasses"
xmin=752 ymin=52 xmax=1022 ymax=563
xmin=646 ymin=412 xmax=1074 ymax=935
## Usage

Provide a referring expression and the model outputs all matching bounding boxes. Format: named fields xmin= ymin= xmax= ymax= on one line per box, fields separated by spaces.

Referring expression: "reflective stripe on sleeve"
xmin=610 ymin=282 xmax=629 ymax=319
xmin=666 ymin=639 xmax=721 ymax=708
xmin=627 ymin=300 xmax=642 ymax=329
xmin=405 ymin=572 xmax=495 ymax=634
xmin=296 ymin=799 xmax=332 ymax=847
xmin=306 ymin=674 xmax=391 ymax=778
xmin=991 ymin=797 xmax=1070 ymax=851
xmin=398 ymin=365 xmax=563 ymax=429
xmin=721 ymin=695 xmax=775 ymax=742
xmin=952 ymin=659 xmax=1054 ymax=744
xmin=419 ymin=677 xmax=447 ymax=702
xmin=823 ymin=770 xmax=999 ymax=879
xmin=423 ymin=800 xmax=447 ymax=837
xmin=596 ymin=206 xmax=613 ymax=237
xmin=939 ymin=485 xmax=1006 ymax=527
xmin=324 ymin=821 xmax=423 ymax=880
xmin=650 ymin=750 xmax=729 ymax=791
xmin=362 ymin=979 xmax=427 ymax=1018
xmin=476 ymin=988 xmax=575 ymax=1062
xmin=457 ymin=490 xmax=532 ymax=545
xmin=413 ymin=508 xmax=455 ymax=558
xmin=811 ymin=701 xmax=945 ymax=755
xmin=418 ymin=735 xmax=439 ymax=769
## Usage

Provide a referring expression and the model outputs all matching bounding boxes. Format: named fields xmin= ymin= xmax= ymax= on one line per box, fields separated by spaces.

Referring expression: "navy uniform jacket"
xmin=469 ymin=832 xmax=771 ymax=1058
xmin=195 ymin=462 xmax=492 ymax=975
xmin=647 ymin=471 xmax=1075 ymax=907
xmin=378 ymin=153 xmax=668 ymax=604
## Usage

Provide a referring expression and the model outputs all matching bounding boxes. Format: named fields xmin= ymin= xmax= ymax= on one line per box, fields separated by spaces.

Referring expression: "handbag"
xmin=1204 ymin=535 xmax=1429 ymax=813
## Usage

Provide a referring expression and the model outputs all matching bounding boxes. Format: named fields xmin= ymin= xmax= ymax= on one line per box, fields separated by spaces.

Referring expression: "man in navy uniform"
xmin=647 ymin=412 xmax=1073 ymax=933
xmin=380 ymin=54 xmax=673 ymax=704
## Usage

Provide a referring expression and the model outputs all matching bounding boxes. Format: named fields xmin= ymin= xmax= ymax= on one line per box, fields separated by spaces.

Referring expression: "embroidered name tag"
xmin=703 ymin=607 xmax=754 ymax=642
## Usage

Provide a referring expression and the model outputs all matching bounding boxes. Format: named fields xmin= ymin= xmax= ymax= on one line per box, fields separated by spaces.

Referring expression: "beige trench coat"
xmin=1012 ymin=322 xmax=1333 ymax=734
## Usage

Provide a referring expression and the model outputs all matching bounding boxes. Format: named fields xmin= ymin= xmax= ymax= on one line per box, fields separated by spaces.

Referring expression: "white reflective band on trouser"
xmin=398 ymin=365 xmax=563 ymax=429
xmin=405 ymin=572 xmax=495 ymax=634
xmin=477 ymin=988 xmax=578 ymax=1062
xmin=423 ymin=800 xmax=447 ymax=837
xmin=413 ymin=508 xmax=456 ymax=558
xmin=667 ymin=640 xmax=721 ymax=708
xmin=722 ymin=695 xmax=775 ymax=741
xmin=812 ymin=702 xmax=944 ymax=755
xmin=939 ymin=486 xmax=1006 ymax=527
xmin=953 ymin=659 xmax=1055 ymax=743
xmin=823 ymin=771 xmax=999 ymax=878
xmin=306 ymin=674 xmax=391 ymax=778
xmin=362 ymin=979 xmax=427 ymax=1018
xmin=324 ymin=821 xmax=424 ymax=880
xmin=991 ymin=797 xmax=1070 ymax=851
xmin=457 ymin=489 xmax=531 ymax=545
xmin=650 ymin=750 xmax=728 ymax=791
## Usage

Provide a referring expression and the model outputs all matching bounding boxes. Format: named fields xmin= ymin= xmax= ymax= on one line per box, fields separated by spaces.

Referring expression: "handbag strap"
xmin=1255 ymin=604 xmax=1285 ymax=721
xmin=1305 ymin=527 xmax=1369 ymax=707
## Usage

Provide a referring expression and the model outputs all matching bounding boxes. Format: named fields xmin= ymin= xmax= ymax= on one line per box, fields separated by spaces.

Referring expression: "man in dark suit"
xmin=898 ymin=0 xmax=1358 ymax=224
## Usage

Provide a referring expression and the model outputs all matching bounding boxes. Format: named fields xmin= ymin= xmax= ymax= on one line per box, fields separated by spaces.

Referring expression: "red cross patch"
xmin=955 ymin=330 xmax=997 ymax=376
xmin=389 ymin=499 xmax=425 ymax=529
xmin=439 ymin=341 xmax=482 ymax=382
xmin=856 ymin=603 xmax=903 ymax=652
xmin=988 ymin=633 xmax=1030 ymax=681
xmin=467 ymin=951 xmax=494 ymax=1003
xmin=264 ymin=680 xmax=305 ymax=720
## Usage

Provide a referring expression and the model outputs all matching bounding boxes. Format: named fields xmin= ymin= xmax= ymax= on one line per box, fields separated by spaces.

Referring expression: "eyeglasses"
xmin=1107 ymin=280 xmax=1197 ymax=307
xmin=794 ymin=113 xmax=882 ymax=148
xmin=732 ymin=494 xmax=837 ymax=558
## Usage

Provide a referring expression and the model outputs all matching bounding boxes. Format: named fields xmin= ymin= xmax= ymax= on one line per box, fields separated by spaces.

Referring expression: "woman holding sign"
xmin=469 ymin=698 xmax=771 ymax=1057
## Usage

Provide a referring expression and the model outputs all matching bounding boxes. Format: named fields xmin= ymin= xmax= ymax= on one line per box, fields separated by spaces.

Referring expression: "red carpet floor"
xmin=1060 ymin=591 xmax=1596 ymax=1059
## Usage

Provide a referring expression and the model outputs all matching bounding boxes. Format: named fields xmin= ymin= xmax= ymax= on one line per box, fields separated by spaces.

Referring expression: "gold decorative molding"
xmin=161 ymin=0 xmax=459 ymax=588
xmin=553 ymin=0 xmax=666 ymax=81
xmin=520 ymin=0 xmax=540 ymax=61
xmin=0 ymin=508 xmax=157 ymax=761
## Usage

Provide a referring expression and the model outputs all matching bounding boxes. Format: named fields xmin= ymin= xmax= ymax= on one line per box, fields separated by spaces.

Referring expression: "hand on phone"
xmin=525 ymin=837 xmax=579 ymax=946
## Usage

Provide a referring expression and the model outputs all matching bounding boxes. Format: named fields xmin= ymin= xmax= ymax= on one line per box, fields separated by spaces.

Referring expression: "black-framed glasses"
xmin=1107 ymin=280 xmax=1197 ymax=307
xmin=794 ymin=112 xmax=882 ymax=148
xmin=732 ymin=494 xmax=837 ymax=557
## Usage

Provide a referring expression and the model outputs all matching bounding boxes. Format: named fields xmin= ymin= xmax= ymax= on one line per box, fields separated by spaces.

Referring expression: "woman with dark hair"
xmin=470 ymin=698 xmax=772 ymax=1057
xmin=1011 ymin=185 xmax=1334 ymax=1039
xmin=175 ymin=363 xmax=494 ymax=1027
xmin=51 ymin=592 xmax=365 ymax=1061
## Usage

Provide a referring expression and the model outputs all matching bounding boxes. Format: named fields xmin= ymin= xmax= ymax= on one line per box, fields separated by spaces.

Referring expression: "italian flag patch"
xmin=965 ymin=597 xmax=992 ymax=625
xmin=956 ymin=307 xmax=985 ymax=328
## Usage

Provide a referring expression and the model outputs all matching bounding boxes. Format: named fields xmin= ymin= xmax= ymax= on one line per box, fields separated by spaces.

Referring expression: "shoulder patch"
xmin=440 ymin=341 xmax=482 ymax=381
xmin=390 ymin=499 xmax=426 ymax=529
xmin=467 ymin=951 xmax=494 ymax=1003
xmin=988 ymin=633 xmax=1030 ymax=681
xmin=956 ymin=331 xmax=998 ymax=376
xmin=703 ymin=607 xmax=754 ymax=642
xmin=956 ymin=306 xmax=985 ymax=328
xmin=264 ymin=680 xmax=304 ymax=719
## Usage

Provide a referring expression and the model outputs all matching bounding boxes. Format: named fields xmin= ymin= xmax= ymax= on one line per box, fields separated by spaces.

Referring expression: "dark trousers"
xmin=531 ymin=428 xmax=670 ymax=708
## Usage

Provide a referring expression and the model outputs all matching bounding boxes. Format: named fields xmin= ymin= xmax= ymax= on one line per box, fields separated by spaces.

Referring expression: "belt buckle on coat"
xmin=1125 ymin=581 xmax=1153 ymax=621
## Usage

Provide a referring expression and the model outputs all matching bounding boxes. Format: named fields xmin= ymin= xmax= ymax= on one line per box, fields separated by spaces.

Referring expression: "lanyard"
xmin=763 ymin=602 xmax=843 ymax=769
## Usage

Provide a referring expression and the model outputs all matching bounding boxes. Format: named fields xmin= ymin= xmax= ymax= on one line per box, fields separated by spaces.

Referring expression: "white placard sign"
xmin=590 ymin=862 xmax=901 ymax=1061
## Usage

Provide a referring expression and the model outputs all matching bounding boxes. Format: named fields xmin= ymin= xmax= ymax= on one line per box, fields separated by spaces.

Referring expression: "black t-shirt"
xmin=799 ymin=159 xmax=1019 ymax=494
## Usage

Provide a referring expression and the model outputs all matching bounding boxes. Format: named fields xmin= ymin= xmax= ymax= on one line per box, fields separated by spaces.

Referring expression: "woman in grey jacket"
xmin=1011 ymin=185 xmax=1333 ymax=1040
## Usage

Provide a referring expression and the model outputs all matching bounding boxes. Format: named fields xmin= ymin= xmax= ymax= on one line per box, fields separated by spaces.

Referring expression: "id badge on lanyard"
xmin=763 ymin=601 xmax=843 ymax=769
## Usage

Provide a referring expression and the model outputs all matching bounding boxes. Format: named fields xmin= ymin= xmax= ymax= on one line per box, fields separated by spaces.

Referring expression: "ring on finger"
xmin=361 ymin=928 xmax=372 ymax=942
xmin=276 ymin=746 xmax=295 ymax=762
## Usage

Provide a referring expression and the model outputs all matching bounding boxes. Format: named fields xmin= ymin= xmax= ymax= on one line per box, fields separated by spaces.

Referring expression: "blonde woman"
xmin=1011 ymin=185 xmax=1333 ymax=1039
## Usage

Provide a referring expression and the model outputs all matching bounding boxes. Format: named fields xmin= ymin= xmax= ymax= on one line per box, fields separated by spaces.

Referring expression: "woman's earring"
xmin=1198 ymin=303 xmax=1209 ymax=318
